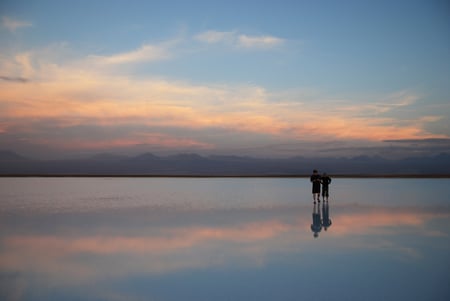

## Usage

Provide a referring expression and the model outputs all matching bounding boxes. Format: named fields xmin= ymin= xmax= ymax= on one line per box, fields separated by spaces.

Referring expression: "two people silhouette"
xmin=310 ymin=169 xmax=332 ymax=203
xmin=311 ymin=200 xmax=332 ymax=238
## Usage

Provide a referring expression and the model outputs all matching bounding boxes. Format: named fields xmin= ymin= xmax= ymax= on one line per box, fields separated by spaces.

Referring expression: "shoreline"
xmin=1 ymin=174 xmax=449 ymax=178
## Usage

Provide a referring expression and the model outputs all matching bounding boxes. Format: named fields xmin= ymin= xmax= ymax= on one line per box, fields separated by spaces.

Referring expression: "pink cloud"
xmin=0 ymin=46 xmax=446 ymax=154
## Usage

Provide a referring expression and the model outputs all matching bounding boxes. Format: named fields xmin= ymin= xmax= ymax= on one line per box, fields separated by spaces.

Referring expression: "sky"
xmin=1 ymin=0 xmax=449 ymax=159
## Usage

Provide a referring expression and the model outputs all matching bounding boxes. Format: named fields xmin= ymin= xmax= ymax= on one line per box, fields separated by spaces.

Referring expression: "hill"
xmin=0 ymin=150 xmax=449 ymax=176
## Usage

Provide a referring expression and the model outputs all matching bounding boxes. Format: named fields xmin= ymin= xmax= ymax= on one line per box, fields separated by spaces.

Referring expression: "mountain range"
xmin=1 ymin=150 xmax=449 ymax=176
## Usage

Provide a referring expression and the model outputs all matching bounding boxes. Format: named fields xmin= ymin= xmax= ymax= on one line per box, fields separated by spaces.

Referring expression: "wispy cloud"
xmin=0 ymin=75 xmax=29 ymax=83
xmin=335 ymin=90 xmax=420 ymax=116
xmin=89 ymin=44 xmax=171 ymax=65
xmin=195 ymin=30 xmax=236 ymax=44
xmin=2 ymin=16 xmax=32 ymax=32
xmin=31 ymin=133 xmax=214 ymax=152
xmin=384 ymin=138 xmax=450 ymax=144
xmin=237 ymin=34 xmax=284 ymax=48
xmin=195 ymin=30 xmax=284 ymax=49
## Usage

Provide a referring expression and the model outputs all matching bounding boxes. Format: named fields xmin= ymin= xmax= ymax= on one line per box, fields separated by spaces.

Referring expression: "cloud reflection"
xmin=1 ymin=203 xmax=448 ymax=288
xmin=332 ymin=206 xmax=450 ymax=236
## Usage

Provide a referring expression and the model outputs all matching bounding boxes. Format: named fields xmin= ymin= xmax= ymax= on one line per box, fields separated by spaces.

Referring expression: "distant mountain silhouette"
xmin=0 ymin=150 xmax=449 ymax=176
xmin=130 ymin=152 xmax=160 ymax=161
xmin=167 ymin=153 xmax=204 ymax=161
xmin=88 ymin=153 xmax=128 ymax=161
xmin=0 ymin=150 xmax=29 ymax=161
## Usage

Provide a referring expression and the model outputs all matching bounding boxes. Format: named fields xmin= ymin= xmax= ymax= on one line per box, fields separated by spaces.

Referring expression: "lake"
xmin=0 ymin=177 xmax=449 ymax=301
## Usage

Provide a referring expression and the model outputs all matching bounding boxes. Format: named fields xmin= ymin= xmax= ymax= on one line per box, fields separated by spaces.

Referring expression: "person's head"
xmin=313 ymin=169 xmax=318 ymax=174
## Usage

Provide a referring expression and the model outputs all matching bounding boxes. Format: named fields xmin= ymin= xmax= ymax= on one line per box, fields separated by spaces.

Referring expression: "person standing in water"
xmin=321 ymin=172 xmax=332 ymax=201
xmin=310 ymin=169 xmax=321 ymax=203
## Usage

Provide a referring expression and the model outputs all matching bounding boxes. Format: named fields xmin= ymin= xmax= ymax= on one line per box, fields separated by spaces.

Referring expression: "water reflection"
xmin=322 ymin=201 xmax=332 ymax=231
xmin=311 ymin=202 xmax=322 ymax=238
xmin=0 ymin=178 xmax=449 ymax=301
xmin=311 ymin=200 xmax=333 ymax=238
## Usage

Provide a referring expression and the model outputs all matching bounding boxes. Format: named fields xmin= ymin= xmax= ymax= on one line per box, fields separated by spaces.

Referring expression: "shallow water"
xmin=0 ymin=178 xmax=449 ymax=301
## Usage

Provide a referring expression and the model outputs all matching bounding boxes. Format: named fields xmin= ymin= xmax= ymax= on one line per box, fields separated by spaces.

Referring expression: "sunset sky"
xmin=1 ymin=0 xmax=449 ymax=159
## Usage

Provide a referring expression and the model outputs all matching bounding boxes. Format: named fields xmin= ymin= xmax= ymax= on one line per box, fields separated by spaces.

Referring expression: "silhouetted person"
xmin=311 ymin=201 xmax=322 ymax=238
xmin=321 ymin=172 xmax=332 ymax=201
xmin=310 ymin=169 xmax=321 ymax=202
xmin=322 ymin=200 xmax=332 ymax=231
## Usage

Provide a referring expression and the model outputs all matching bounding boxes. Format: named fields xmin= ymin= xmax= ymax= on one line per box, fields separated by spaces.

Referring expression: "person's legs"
xmin=313 ymin=182 xmax=320 ymax=202
xmin=321 ymin=187 xmax=327 ymax=201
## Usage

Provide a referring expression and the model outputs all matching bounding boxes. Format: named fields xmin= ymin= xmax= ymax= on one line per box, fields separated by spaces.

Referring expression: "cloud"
xmin=418 ymin=115 xmax=443 ymax=123
xmin=0 ymin=52 xmax=35 ymax=79
xmin=195 ymin=30 xmax=235 ymax=44
xmin=0 ymin=43 xmax=447 ymax=155
xmin=0 ymin=75 xmax=29 ymax=83
xmin=2 ymin=16 xmax=32 ymax=32
xmin=383 ymin=138 xmax=450 ymax=144
xmin=89 ymin=44 xmax=171 ymax=65
xmin=379 ymin=138 xmax=450 ymax=157
xmin=335 ymin=90 xmax=420 ymax=116
xmin=195 ymin=30 xmax=284 ymax=49
xmin=237 ymin=34 xmax=284 ymax=48
xmin=33 ymin=132 xmax=214 ymax=152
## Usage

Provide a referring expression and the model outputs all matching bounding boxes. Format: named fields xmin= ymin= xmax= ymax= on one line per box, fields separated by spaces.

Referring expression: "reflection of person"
xmin=311 ymin=201 xmax=322 ymax=238
xmin=321 ymin=173 xmax=332 ymax=201
xmin=322 ymin=200 xmax=332 ymax=231
xmin=310 ymin=169 xmax=321 ymax=202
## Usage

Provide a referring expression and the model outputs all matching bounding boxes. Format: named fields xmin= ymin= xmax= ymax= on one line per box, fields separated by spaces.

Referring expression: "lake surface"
xmin=1 ymin=177 xmax=449 ymax=301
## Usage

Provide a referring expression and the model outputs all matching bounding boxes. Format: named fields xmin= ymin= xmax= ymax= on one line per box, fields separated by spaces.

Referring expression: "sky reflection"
xmin=1 ymin=178 xmax=449 ymax=301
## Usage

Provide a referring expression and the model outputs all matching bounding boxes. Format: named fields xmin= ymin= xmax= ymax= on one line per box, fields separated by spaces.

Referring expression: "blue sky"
xmin=1 ymin=0 xmax=449 ymax=158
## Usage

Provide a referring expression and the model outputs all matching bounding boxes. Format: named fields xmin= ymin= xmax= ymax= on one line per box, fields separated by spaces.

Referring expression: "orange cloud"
xmin=0 ymin=45 xmax=446 ymax=154
xmin=53 ymin=135 xmax=213 ymax=151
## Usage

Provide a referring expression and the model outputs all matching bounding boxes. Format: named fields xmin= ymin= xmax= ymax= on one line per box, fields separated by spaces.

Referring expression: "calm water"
xmin=0 ymin=177 xmax=449 ymax=301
